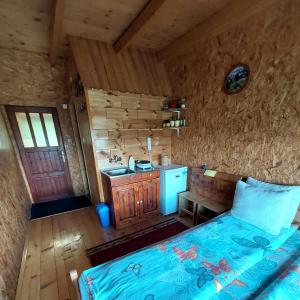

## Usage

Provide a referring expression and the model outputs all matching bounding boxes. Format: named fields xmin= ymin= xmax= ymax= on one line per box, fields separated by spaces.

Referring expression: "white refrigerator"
xmin=159 ymin=165 xmax=188 ymax=215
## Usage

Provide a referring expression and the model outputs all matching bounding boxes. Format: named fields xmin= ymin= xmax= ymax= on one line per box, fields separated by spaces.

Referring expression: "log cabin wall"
xmin=70 ymin=37 xmax=172 ymax=96
xmin=0 ymin=47 xmax=88 ymax=198
xmin=164 ymin=0 xmax=300 ymax=186
xmin=0 ymin=111 xmax=31 ymax=299
xmin=85 ymin=89 xmax=173 ymax=200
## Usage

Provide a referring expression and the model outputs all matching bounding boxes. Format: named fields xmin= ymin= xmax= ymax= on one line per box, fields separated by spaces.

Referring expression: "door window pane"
xmin=43 ymin=113 xmax=59 ymax=146
xmin=29 ymin=113 xmax=47 ymax=147
xmin=15 ymin=112 xmax=34 ymax=148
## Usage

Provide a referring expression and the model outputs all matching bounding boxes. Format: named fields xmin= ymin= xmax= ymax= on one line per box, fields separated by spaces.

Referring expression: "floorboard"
xmin=16 ymin=207 xmax=173 ymax=300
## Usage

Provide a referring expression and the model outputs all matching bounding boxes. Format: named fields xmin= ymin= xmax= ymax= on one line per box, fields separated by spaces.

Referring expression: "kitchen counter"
xmin=101 ymin=166 xmax=161 ymax=228
xmin=101 ymin=167 xmax=159 ymax=186
xmin=101 ymin=165 xmax=160 ymax=178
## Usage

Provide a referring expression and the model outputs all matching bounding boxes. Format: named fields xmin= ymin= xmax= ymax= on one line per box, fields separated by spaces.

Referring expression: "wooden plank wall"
xmin=69 ymin=36 xmax=172 ymax=96
xmin=74 ymin=98 xmax=100 ymax=204
xmin=85 ymin=89 xmax=172 ymax=200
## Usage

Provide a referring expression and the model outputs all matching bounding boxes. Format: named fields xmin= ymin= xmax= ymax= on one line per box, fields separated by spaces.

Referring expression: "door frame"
xmin=6 ymin=105 xmax=74 ymax=202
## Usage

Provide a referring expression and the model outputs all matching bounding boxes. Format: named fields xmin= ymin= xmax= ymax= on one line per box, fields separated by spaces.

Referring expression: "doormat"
xmin=30 ymin=195 xmax=92 ymax=219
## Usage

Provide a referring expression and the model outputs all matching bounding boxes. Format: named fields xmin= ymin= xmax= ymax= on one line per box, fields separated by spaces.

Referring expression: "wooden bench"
xmin=178 ymin=191 xmax=232 ymax=225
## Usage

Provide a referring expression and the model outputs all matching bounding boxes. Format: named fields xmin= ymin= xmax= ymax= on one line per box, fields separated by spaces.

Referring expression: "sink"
xmin=105 ymin=168 xmax=135 ymax=177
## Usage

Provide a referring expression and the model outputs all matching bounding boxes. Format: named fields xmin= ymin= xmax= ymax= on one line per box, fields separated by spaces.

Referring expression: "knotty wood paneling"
xmin=70 ymin=36 xmax=172 ymax=96
xmin=74 ymin=98 xmax=100 ymax=204
xmin=165 ymin=0 xmax=300 ymax=214
xmin=0 ymin=0 xmax=233 ymax=56
xmin=87 ymin=89 xmax=172 ymax=169
xmin=85 ymin=89 xmax=172 ymax=199
xmin=0 ymin=111 xmax=31 ymax=300
xmin=157 ymin=0 xmax=277 ymax=61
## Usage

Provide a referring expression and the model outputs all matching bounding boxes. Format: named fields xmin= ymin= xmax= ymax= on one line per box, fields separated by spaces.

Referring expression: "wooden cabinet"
xmin=136 ymin=178 xmax=160 ymax=217
xmin=102 ymin=170 xmax=160 ymax=229
xmin=112 ymin=184 xmax=140 ymax=227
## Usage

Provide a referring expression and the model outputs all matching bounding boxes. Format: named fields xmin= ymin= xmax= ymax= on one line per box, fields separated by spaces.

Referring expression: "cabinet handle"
xmin=149 ymin=173 xmax=152 ymax=176
xmin=137 ymin=201 xmax=140 ymax=205
xmin=175 ymin=175 xmax=180 ymax=178
xmin=140 ymin=200 xmax=143 ymax=204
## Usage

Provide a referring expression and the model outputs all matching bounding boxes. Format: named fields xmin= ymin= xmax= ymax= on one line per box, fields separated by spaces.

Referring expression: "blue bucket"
xmin=96 ymin=203 xmax=110 ymax=228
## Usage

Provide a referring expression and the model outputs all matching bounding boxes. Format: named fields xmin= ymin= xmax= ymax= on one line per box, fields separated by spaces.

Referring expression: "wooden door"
xmin=112 ymin=184 xmax=139 ymax=228
xmin=137 ymin=178 xmax=160 ymax=217
xmin=6 ymin=106 xmax=73 ymax=203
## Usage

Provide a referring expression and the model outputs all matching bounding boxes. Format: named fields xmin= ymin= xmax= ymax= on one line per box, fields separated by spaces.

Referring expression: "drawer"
xmin=140 ymin=170 xmax=160 ymax=180
xmin=109 ymin=170 xmax=160 ymax=187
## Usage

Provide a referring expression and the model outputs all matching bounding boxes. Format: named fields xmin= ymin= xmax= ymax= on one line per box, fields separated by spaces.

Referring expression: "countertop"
xmin=100 ymin=164 xmax=188 ymax=178
xmin=100 ymin=166 xmax=160 ymax=178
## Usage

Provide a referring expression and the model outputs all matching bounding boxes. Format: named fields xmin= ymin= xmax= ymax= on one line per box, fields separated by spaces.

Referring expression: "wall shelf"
xmin=110 ymin=128 xmax=164 ymax=131
xmin=164 ymin=126 xmax=188 ymax=137
xmin=164 ymin=108 xmax=187 ymax=119
xmin=164 ymin=108 xmax=188 ymax=112
xmin=163 ymin=108 xmax=187 ymax=136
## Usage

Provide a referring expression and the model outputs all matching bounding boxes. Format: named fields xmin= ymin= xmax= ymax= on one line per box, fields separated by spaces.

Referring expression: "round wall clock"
xmin=224 ymin=64 xmax=250 ymax=95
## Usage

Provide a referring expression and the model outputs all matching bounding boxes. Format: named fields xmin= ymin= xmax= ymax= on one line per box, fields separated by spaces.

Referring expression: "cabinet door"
xmin=137 ymin=178 xmax=160 ymax=216
xmin=112 ymin=184 xmax=139 ymax=228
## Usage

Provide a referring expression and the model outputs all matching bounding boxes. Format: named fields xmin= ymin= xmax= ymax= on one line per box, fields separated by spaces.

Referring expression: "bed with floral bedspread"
xmin=79 ymin=214 xmax=300 ymax=300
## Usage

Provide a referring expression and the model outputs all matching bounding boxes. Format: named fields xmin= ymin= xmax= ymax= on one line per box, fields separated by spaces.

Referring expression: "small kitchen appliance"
xmin=135 ymin=160 xmax=153 ymax=170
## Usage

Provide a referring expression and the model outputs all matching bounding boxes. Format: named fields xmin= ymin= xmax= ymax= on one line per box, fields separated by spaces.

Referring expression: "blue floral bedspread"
xmin=213 ymin=224 xmax=300 ymax=300
xmin=255 ymin=256 xmax=300 ymax=300
xmin=79 ymin=214 xmax=299 ymax=300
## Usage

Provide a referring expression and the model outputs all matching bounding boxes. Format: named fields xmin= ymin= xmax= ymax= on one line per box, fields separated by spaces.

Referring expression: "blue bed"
xmin=79 ymin=214 xmax=300 ymax=300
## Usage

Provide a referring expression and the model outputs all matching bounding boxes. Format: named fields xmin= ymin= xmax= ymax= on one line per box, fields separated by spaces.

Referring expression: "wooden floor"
xmin=15 ymin=207 xmax=174 ymax=300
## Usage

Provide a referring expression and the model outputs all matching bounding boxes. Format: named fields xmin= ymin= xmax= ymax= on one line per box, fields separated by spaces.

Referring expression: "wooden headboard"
xmin=190 ymin=168 xmax=242 ymax=209
xmin=190 ymin=168 xmax=300 ymax=225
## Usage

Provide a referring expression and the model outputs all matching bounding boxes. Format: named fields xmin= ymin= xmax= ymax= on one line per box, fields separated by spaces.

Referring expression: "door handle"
xmin=61 ymin=150 xmax=66 ymax=163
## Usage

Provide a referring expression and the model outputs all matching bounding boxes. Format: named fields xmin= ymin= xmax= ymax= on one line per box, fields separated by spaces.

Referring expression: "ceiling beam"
xmin=157 ymin=0 xmax=277 ymax=61
xmin=49 ymin=0 xmax=65 ymax=64
xmin=114 ymin=0 xmax=167 ymax=53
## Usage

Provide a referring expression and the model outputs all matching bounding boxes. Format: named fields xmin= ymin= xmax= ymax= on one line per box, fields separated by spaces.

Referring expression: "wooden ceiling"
xmin=129 ymin=0 xmax=233 ymax=50
xmin=63 ymin=0 xmax=148 ymax=46
xmin=63 ymin=0 xmax=233 ymax=50
xmin=0 ymin=0 xmax=52 ymax=53
xmin=0 ymin=0 xmax=232 ymax=55
xmin=0 ymin=0 xmax=278 ymax=61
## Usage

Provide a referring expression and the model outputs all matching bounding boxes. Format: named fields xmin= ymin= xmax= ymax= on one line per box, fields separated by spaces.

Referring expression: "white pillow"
xmin=247 ymin=177 xmax=300 ymax=228
xmin=231 ymin=181 xmax=293 ymax=235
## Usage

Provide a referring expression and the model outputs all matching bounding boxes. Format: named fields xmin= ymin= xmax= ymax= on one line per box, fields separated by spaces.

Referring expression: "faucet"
xmin=109 ymin=155 xmax=123 ymax=165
